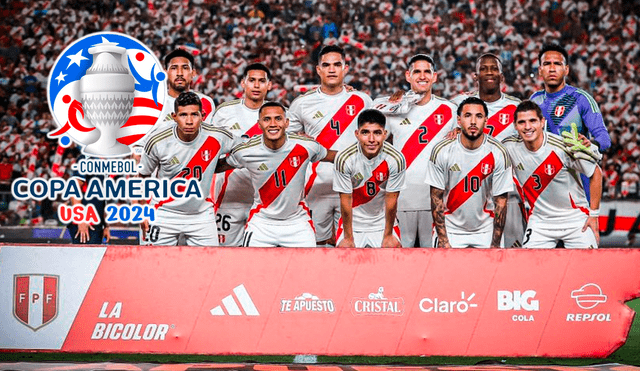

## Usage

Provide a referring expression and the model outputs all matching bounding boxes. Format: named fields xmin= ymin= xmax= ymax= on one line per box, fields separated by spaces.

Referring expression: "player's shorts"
xmin=503 ymin=196 xmax=526 ymax=248
xmin=336 ymin=220 xmax=401 ymax=248
xmin=216 ymin=203 xmax=251 ymax=247
xmin=306 ymin=192 xmax=340 ymax=242
xmin=432 ymin=227 xmax=493 ymax=248
xmin=397 ymin=210 xmax=433 ymax=248
xmin=522 ymin=219 xmax=598 ymax=249
xmin=243 ymin=216 xmax=316 ymax=247
xmin=144 ymin=211 xmax=218 ymax=246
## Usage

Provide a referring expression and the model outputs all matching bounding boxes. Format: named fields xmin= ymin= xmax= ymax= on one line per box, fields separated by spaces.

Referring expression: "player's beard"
xmin=462 ymin=128 xmax=483 ymax=142
xmin=169 ymin=80 xmax=188 ymax=93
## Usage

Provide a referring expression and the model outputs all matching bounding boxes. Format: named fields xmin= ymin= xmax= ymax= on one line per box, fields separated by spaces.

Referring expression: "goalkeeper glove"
xmin=561 ymin=123 xmax=603 ymax=162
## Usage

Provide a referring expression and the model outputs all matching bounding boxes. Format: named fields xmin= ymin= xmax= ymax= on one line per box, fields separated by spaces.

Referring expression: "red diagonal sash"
xmin=315 ymin=94 xmax=365 ymax=149
xmin=352 ymin=160 xmax=389 ymax=207
xmin=486 ymin=104 xmax=516 ymax=137
xmin=155 ymin=136 xmax=221 ymax=209
xmin=215 ymin=122 xmax=261 ymax=211
xmin=258 ymin=143 xmax=309 ymax=208
xmin=522 ymin=151 xmax=563 ymax=216
xmin=400 ymin=105 xmax=453 ymax=168
xmin=446 ymin=152 xmax=495 ymax=214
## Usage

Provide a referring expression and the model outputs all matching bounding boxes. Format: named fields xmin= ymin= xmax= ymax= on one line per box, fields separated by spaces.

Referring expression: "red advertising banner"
xmin=0 ymin=245 xmax=639 ymax=357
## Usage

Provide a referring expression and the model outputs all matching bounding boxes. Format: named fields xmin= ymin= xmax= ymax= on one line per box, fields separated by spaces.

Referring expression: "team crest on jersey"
xmin=346 ymin=105 xmax=357 ymax=116
xmin=481 ymin=163 xmax=493 ymax=175
xmin=544 ymin=164 xmax=556 ymax=175
xmin=374 ymin=171 xmax=387 ymax=182
xmin=14 ymin=274 xmax=59 ymax=331
xmin=201 ymin=149 xmax=211 ymax=162
xmin=499 ymin=113 xmax=511 ymax=126
xmin=554 ymin=106 xmax=565 ymax=117
xmin=289 ymin=156 xmax=302 ymax=168
xmin=435 ymin=114 xmax=444 ymax=126
xmin=47 ymin=32 xmax=166 ymax=158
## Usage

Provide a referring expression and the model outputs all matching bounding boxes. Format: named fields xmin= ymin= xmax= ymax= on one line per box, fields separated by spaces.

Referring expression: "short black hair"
xmin=243 ymin=63 xmax=271 ymax=80
xmin=164 ymin=49 xmax=195 ymax=69
xmin=538 ymin=43 xmax=569 ymax=65
xmin=259 ymin=101 xmax=286 ymax=116
xmin=457 ymin=96 xmax=488 ymax=117
xmin=174 ymin=91 xmax=202 ymax=112
xmin=407 ymin=54 xmax=436 ymax=71
xmin=357 ymin=109 xmax=386 ymax=129
xmin=318 ymin=45 xmax=346 ymax=64
xmin=514 ymin=100 xmax=544 ymax=122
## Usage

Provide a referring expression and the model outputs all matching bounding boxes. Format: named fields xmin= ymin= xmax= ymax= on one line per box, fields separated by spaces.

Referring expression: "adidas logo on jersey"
xmin=257 ymin=163 xmax=269 ymax=171
xmin=516 ymin=163 xmax=525 ymax=171
xmin=229 ymin=122 xmax=241 ymax=131
xmin=400 ymin=118 xmax=411 ymax=126
xmin=450 ymin=164 xmax=461 ymax=172
xmin=210 ymin=284 xmax=259 ymax=316
xmin=169 ymin=156 xmax=180 ymax=165
xmin=313 ymin=111 xmax=324 ymax=119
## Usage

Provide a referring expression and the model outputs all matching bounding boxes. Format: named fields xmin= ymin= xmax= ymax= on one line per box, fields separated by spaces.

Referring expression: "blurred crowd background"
xmin=0 ymin=0 xmax=639 ymax=226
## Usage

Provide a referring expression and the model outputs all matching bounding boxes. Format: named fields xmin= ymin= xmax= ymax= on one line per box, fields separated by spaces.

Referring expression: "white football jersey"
xmin=425 ymin=135 xmax=514 ymax=233
xmin=226 ymin=134 xmax=327 ymax=222
xmin=288 ymin=87 xmax=373 ymax=195
xmin=502 ymin=132 xmax=597 ymax=225
xmin=139 ymin=124 xmax=240 ymax=222
xmin=211 ymin=99 xmax=262 ymax=207
xmin=333 ymin=142 xmax=406 ymax=231
xmin=451 ymin=92 xmax=520 ymax=141
xmin=381 ymin=95 xmax=457 ymax=211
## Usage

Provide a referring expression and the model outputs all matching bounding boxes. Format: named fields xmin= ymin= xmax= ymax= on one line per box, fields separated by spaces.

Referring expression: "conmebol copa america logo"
xmin=47 ymin=32 xmax=166 ymax=157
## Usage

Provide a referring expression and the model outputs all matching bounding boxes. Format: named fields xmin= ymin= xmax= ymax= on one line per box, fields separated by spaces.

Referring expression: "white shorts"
xmin=397 ymin=210 xmax=433 ymax=248
xmin=306 ymin=192 xmax=340 ymax=242
xmin=522 ymin=219 xmax=598 ymax=249
xmin=503 ymin=197 xmax=526 ymax=248
xmin=433 ymin=228 xmax=493 ymax=248
xmin=336 ymin=222 xmax=402 ymax=248
xmin=216 ymin=203 xmax=251 ymax=247
xmin=144 ymin=212 xmax=218 ymax=246
xmin=243 ymin=217 xmax=316 ymax=247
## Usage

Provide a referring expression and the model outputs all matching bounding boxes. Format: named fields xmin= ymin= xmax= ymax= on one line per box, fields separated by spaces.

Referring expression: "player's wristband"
xmin=589 ymin=209 xmax=600 ymax=217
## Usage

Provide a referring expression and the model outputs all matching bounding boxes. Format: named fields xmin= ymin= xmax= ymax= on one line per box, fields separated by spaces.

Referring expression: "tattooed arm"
xmin=430 ymin=186 xmax=451 ymax=248
xmin=491 ymin=192 xmax=508 ymax=248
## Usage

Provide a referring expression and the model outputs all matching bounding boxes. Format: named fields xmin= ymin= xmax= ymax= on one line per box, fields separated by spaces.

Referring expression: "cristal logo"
xmin=571 ymin=283 xmax=607 ymax=309
xmin=351 ymin=287 xmax=405 ymax=316
xmin=47 ymin=32 xmax=166 ymax=157
xmin=419 ymin=292 xmax=477 ymax=313
xmin=497 ymin=290 xmax=539 ymax=311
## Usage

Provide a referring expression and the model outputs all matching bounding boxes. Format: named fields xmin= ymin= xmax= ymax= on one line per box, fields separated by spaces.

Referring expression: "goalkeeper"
xmin=502 ymin=101 xmax=602 ymax=248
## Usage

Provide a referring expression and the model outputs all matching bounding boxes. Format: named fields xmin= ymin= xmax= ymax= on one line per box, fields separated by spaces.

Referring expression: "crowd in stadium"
xmin=0 ymin=0 xmax=639 ymax=226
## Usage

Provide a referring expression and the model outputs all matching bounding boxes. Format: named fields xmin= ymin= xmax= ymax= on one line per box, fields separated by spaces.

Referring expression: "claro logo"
xmin=419 ymin=292 xmax=478 ymax=313
xmin=91 ymin=302 xmax=172 ymax=340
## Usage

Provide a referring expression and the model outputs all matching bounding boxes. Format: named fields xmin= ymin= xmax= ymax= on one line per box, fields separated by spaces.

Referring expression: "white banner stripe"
xmin=233 ymin=284 xmax=259 ymax=316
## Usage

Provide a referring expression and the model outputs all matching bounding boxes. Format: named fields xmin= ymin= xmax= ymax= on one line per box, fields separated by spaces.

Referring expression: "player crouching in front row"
xmin=502 ymin=100 xmax=602 ymax=248
xmin=333 ymin=109 xmax=406 ymax=248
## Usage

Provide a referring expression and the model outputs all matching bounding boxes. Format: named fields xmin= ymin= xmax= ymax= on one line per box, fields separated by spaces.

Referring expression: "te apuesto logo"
xmin=47 ymin=32 xmax=166 ymax=157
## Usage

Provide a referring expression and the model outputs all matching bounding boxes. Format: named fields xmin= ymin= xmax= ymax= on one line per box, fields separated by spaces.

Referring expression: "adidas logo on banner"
xmin=313 ymin=111 xmax=324 ymax=119
xmin=516 ymin=163 xmax=525 ymax=171
xmin=400 ymin=118 xmax=411 ymax=126
xmin=257 ymin=163 xmax=268 ymax=171
xmin=210 ymin=284 xmax=260 ymax=316
xmin=450 ymin=163 xmax=461 ymax=171
xmin=229 ymin=122 xmax=241 ymax=131
xmin=170 ymin=156 xmax=180 ymax=165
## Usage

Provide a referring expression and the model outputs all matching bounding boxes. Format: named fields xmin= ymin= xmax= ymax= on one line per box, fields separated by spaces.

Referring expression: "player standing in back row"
xmin=211 ymin=63 xmax=272 ymax=246
xmin=374 ymin=54 xmax=456 ymax=248
xmin=425 ymin=97 xmax=513 ymax=248
xmin=451 ymin=53 xmax=524 ymax=248
xmin=288 ymin=45 xmax=373 ymax=246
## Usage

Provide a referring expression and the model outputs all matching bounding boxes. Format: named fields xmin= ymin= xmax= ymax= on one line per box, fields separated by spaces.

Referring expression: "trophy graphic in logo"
xmin=47 ymin=32 xmax=166 ymax=158
xmin=80 ymin=41 xmax=135 ymax=156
